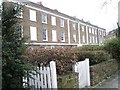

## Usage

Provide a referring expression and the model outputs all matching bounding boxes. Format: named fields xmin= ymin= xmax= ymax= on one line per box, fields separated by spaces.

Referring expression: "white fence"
xmin=73 ymin=58 xmax=90 ymax=88
xmin=23 ymin=61 xmax=57 ymax=89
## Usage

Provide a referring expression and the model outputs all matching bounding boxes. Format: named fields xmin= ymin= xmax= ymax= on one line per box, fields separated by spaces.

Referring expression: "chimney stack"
xmin=37 ymin=1 xmax=42 ymax=5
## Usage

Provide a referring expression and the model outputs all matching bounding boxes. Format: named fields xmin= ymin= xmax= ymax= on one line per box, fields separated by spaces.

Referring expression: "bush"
xmin=77 ymin=50 xmax=111 ymax=65
xmin=26 ymin=48 xmax=78 ymax=75
xmin=104 ymin=38 xmax=120 ymax=62
xmin=78 ymin=45 xmax=104 ymax=51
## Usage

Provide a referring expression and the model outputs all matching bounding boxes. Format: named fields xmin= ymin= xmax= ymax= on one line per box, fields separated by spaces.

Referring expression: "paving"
xmin=93 ymin=72 xmax=120 ymax=89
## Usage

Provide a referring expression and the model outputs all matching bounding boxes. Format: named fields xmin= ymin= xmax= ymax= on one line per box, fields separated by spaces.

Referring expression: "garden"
xmin=26 ymin=38 xmax=120 ymax=88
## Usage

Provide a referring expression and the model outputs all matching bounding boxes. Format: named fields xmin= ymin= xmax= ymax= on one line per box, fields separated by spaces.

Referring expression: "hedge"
xmin=26 ymin=47 xmax=78 ymax=75
xmin=78 ymin=45 xmax=104 ymax=51
xmin=26 ymin=46 xmax=111 ymax=75
xmin=77 ymin=50 xmax=111 ymax=65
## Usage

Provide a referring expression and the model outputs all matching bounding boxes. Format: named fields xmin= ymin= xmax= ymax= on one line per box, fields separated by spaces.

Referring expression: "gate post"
xmin=85 ymin=58 xmax=90 ymax=86
xmin=50 ymin=61 xmax=57 ymax=88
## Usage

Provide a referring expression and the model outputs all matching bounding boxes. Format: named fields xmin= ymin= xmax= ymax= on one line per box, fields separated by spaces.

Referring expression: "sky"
xmin=29 ymin=0 xmax=119 ymax=32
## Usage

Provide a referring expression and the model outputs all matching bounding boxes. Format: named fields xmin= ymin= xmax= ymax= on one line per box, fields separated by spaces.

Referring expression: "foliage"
xmin=26 ymin=47 xmax=78 ymax=75
xmin=78 ymin=45 xmax=104 ymax=51
xmin=2 ymin=2 xmax=31 ymax=89
xmin=104 ymin=38 xmax=120 ymax=62
xmin=26 ymin=46 xmax=111 ymax=74
xmin=77 ymin=45 xmax=110 ymax=65
xmin=77 ymin=50 xmax=111 ymax=65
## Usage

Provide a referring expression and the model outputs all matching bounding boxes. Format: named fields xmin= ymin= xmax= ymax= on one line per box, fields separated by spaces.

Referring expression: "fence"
xmin=73 ymin=58 xmax=90 ymax=88
xmin=23 ymin=61 xmax=57 ymax=89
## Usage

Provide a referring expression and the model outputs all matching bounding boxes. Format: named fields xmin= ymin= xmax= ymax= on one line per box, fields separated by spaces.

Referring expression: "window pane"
xmin=52 ymin=30 xmax=57 ymax=41
xmin=82 ymin=35 xmax=85 ymax=43
xmin=82 ymin=26 xmax=84 ymax=32
xmin=51 ymin=16 xmax=56 ymax=26
xmin=61 ymin=32 xmax=65 ymax=42
xmin=30 ymin=26 xmax=37 ymax=40
xmin=42 ymin=29 xmax=48 ymax=41
xmin=42 ymin=14 xmax=47 ymax=23
xmin=60 ymin=19 xmax=64 ymax=27
xmin=73 ymin=23 xmax=76 ymax=30
xmin=30 ymin=9 xmax=36 ymax=21
xmin=73 ymin=34 xmax=76 ymax=42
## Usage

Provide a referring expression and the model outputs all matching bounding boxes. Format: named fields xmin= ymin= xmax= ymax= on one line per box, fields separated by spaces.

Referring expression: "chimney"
xmin=37 ymin=1 xmax=42 ymax=5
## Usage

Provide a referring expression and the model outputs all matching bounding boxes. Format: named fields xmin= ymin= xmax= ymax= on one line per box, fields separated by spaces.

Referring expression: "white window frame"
xmin=81 ymin=26 xmax=84 ymax=32
xmin=103 ymin=31 xmax=106 ymax=36
xmin=90 ymin=36 xmax=92 ymax=43
xmin=89 ymin=28 xmax=92 ymax=33
xmin=73 ymin=34 xmax=76 ymax=42
xmin=42 ymin=29 xmax=48 ymax=41
xmin=51 ymin=16 xmax=56 ymax=26
xmin=92 ymin=28 xmax=94 ymax=34
xmin=99 ymin=30 xmax=102 ymax=35
xmin=52 ymin=30 xmax=57 ymax=41
xmin=42 ymin=14 xmax=47 ymax=24
xmin=60 ymin=19 xmax=64 ymax=27
xmin=29 ymin=9 xmax=36 ymax=22
xmin=73 ymin=23 xmax=76 ymax=30
xmin=61 ymin=32 xmax=65 ymax=42
xmin=82 ymin=35 xmax=85 ymax=43
xmin=96 ymin=37 xmax=98 ymax=43
xmin=95 ymin=29 xmax=97 ymax=34
xmin=30 ymin=26 xmax=37 ymax=41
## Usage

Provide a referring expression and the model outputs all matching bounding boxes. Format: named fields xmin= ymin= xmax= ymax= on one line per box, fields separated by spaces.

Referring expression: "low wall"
xmin=57 ymin=73 xmax=78 ymax=88
xmin=90 ymin=59 xmax=118 ymax=86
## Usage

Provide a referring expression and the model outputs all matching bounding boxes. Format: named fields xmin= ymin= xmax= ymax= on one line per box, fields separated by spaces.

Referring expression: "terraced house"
xmin=7 ymin=0 xmax=106 ymax=48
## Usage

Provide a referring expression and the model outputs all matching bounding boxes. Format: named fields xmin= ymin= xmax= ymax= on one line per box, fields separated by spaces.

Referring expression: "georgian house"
xmin=6 ymin=1 xmax=106 ymax=48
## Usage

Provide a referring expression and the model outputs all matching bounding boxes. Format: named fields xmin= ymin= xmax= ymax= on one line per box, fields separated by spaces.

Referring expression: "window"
xmin=73 ymin=23 xmax=76 ymax=30
xmin=103 ymin=31 xmax=106 ymax=36
xmin=95 ymin=37 xmax=98 ymax=43
xmin=92 ymin=29 xmax=94 ymax=34
xmin=29 ymin=9 xmax=36 ymax=21
xmin=16 ymin=25 xmax=23 ymax=39
xmin=42 ymin=29 xmax=48 ymax=41
xmin=30 ymin=26 xmax=37 ymax=41
xmin=60 ymin=19 xmax=64 ymax=27
xmin=51 ymin=16 xmax=56 ymax=26
xmin=99 ymin=30 xmax=102 ymax=35
xmin=20 ymin=11 xmax=23 ymax=18
xmin=73 ymin=34 xmax=76 ymax=42
xmin=82 ymin=35 xmax=85 ymax=43
xmin=42 ymin=14 xmax=47 ymax=24
xmin=20 ymin=25 xmax=23 ymax=38
xmin=52 ymin=30 xmax=57 ymax=41
xmin=90 ymin=36 xmax=92 ymax=43
xmin=81 ymin=26 xmax=84 ymax=32
xmin=89 ymin=28 xmax=92 ymax=33
xmin=61 ymin=32 xmax=65 ymax=42
xmin=95 ymin=29 xmax=97 ymax=34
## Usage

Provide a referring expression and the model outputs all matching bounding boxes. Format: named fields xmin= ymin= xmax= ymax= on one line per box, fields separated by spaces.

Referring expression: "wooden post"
xmin=50 ymin=61 xmax=57 ymax=88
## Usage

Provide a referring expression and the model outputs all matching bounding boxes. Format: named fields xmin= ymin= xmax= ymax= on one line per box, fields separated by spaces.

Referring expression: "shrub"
xmin=78 ymin=45 xmax=104 ymax=51
xmin=104 ymin=38 xmax=120 ymax=62
xmin=77 ymin=50 xmax=111 ymax=65
xmin=26 ymin=48 xmax=78 ymax=75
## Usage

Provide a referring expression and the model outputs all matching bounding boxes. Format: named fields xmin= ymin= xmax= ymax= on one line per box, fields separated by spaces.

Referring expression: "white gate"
xmin=23 ymin=61 xmax=57 ymax=89
xmin=73 ymin=58 xmax=90 ymax=88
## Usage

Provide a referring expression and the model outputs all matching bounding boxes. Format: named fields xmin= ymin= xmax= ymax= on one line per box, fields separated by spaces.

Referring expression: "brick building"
xmin=5 ymin=1 xmax=106 ymax=48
